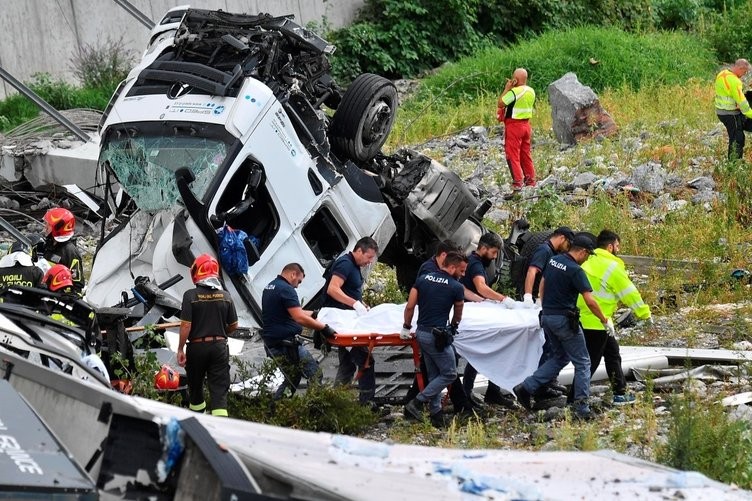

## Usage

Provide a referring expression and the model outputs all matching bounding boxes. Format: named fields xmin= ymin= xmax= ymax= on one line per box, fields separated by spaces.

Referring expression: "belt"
xmin=188 ymin=336 xmax=227 ymax=344
xmin=541 ymin=308 xmax=576 ymax=316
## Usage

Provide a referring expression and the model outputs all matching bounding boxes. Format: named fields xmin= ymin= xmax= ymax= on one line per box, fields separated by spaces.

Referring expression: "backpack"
xmin=217 ymin=225 xmax=249 ymax=277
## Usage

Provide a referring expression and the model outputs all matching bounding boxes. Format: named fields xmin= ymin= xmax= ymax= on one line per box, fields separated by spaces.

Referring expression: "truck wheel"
xmin=330 ymin=73 xmax=397 ymax=162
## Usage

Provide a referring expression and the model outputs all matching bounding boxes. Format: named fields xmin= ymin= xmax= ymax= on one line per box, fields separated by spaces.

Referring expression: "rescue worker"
xmin=498 ymin=67 xmax=536 ymax=195
xmin=513 ymin=234 xmax=611 ymax=420
xmin=177 ymin=254 xmax=238 ymax=417
xmin=42 ymin=207 xmax=85 ymax=293
xmin=0 ymin=241 xmax=44 ymax=288
xmin=522 ymin=227 xmax=575 ymax=305
xmin=715 ymin=58 xmax=752 ymax=160
xmin=402 ymin=251 xmax=467 ymax=428
xmin=521 ymin=226 xmax=575 ymax=400
xmin=576 ymin=230 xmax=652 ymax=406
xmin=324 ymin=236 xmax=379 ymax=406
xmin=262 ymin=262 xmax=336 ymax=399
xmin=405 ymin=241 xmax=477 ymax=416
xmin=461 ymin=232 xmax=519 ymax=406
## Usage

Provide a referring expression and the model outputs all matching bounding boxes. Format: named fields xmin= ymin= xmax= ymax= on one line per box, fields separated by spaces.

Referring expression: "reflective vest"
xmin=715 ymin=69 xmax=752 ymax=118
xmin=501 ymin=85 xmax=535 ymax=120
xmin=576 ymin=248 xmax=651 ymax=330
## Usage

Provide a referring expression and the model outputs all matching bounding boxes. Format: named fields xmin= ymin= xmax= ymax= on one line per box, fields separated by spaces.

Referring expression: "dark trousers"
xmin=265 ymin=340 xmax=321 ymax=399
xmin=406 ymin=347 xmax=470 ymax=411
xmin=719 ymin=113 xmax=747 ymax=160
xmin=582 ymin=328 xmax=627 ymax=395
xmin=186 ymin=341 xmax=230 ymax=412
xmin=334 ymin=346 xmax=375 ymax=403
xmin=462 ymin=364 xmax=503 ymax=401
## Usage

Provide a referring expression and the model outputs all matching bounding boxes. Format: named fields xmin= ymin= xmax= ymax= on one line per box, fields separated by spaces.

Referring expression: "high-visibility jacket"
xmin=500 ymin=85 xmax=536 ymax=120
xmin=577 ymin=248 xmax=651 ymax=330
xmin=715 ymin=69 xmax=752 ymax=118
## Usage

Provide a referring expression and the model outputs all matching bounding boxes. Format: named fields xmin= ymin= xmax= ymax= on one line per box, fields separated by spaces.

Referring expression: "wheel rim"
xmin=362 ymin=100 xmax=393 ymax=146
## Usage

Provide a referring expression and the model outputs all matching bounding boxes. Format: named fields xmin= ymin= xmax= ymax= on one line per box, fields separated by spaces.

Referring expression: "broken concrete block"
xmin=548 ymin=72 xmax=617 ymax=145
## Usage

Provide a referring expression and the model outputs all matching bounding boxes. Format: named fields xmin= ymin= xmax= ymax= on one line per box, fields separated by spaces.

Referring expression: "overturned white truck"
xmin=87 ymin=8 xmax=495 ymax=327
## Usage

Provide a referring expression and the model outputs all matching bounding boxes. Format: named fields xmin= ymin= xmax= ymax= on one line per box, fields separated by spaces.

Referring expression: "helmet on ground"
xmin=190 ymin=254 xmax=219 ymax=284
xmin=44 ymin=207 xmax=75 ymax=242
xmin=43 ymin=264 xmax=73 ymax=291
xmin=154 ymin=364 xmax=180 ymax=390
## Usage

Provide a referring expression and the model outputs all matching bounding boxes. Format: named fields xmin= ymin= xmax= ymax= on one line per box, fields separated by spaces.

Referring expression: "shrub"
xmin=658 ymin=391 xmax=752 ymax=488
xmin=700 ymin=0 xmax=752 ymax=64
xmin=408 ymin=27 xmax=716 ymax=107
xmin=328 ymin=0 xmax=486 ymax=81
xmin=70 ymin=36 xmax=134 ymax=89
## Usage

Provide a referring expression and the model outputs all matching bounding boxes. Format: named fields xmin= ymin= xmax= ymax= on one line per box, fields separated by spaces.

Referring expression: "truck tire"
xmin=511 ymin=230 xmax=551 ymax=298
xmin=330 ymin=73 xmax=397 ymax=163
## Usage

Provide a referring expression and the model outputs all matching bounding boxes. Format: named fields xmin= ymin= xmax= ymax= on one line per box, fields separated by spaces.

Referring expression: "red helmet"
xmin=44 ymin=207 xmax=75 ymax=242
xmin=43 ymin=264 xmax=74 ymax=291
xmin=190 ymin=253 xmax=219 ymax=284
xmin=154 ymin=364 xmax=180 ymax=390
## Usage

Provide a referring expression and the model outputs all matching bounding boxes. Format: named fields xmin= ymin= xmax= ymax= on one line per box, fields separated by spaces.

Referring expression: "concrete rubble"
xmin=548 ymin=72 xmax=618 ymax=145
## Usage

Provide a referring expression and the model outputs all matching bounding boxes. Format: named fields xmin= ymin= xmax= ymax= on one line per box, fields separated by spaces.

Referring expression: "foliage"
xmin=525 ymin=187 xmax=567 ymax=229
xmin=228 ymin=358 xmax=377 ymax=434
xmin=714 ymin=159 xmax=752 ymax=226
xmin=328 ymin=0 xmax=486 ymax=81
xmin=408 ymin=27 xmax=716 ymax=109
xmin=658 ymin=390 xmax=752 ymax=488
xmin=700 ymin=0 xmax=752 ymax=66
xmin=70 ymin=36 xmax=134 ymax=89
xmin=363 ymin=263 xmax=407 ymax=305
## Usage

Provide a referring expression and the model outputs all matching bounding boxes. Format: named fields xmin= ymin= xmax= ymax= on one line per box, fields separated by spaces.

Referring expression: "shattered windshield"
xmin=100 ymin=122 xmax=236 ymax=212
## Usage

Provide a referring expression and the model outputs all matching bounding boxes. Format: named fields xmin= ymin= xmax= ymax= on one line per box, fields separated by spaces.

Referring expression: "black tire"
xmin=511 ymin=230 xmax=551 ymax=298
xmin=330 ymin=73 xmax=397 ymax=163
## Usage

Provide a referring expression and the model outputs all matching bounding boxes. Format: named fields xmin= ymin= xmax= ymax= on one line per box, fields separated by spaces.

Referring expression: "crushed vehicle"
xmin=87 ymin=7 xmax=498 ymax=327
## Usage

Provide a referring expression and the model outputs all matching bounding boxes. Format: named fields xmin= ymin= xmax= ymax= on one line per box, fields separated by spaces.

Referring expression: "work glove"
xmin=535 ymin=297 xmax=542 ymax=308
xmin=501 ymin=296 xmax=517 ymax=309
xmin=313 ymin=325 xmax=336 ymax=355
xmin=523 ymin=293 xmax=534 ymax=305
xmin=604 ymin=318 xmax=616 ymax=337
xmin=399 ymin=327 xmax=412 ymax=340
xmin=353 ymin=301 xmax=368 ymax=316
xmin=321 ymin=324 xmax=336 ymax=338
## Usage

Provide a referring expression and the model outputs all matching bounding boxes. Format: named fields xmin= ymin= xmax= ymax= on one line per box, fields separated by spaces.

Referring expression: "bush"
xmin=408 ymin=27 xmax=716 ymax=106
xmin=328 ymin=0 xmax=486 ymax=81
xmin=658 ymin=391 xmax=752 ymax=488
xmin=70 ymin=36 xmax=134 ymax=89
xmin=700 ymin=0 xmax=752 ymax=64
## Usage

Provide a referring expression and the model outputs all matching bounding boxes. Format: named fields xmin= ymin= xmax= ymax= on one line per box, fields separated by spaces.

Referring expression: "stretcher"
xmin=326 ymin=332 xmax=425 ymax=391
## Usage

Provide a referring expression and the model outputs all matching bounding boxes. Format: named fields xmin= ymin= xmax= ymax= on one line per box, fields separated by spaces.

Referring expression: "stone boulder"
xmin=548 ymin=73 xmax=617 ymax=145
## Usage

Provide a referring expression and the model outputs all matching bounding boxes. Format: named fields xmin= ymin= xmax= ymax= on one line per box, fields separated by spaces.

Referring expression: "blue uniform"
xmin=414 ymin=271 xmax=464 ymax=330
xmin=541 ymin=253 xmax=592 ymax=311
xmin=261 ymin=275 xmax=319 ymax=399
xmin=416 ymin=257 xmax=440 ymax=279
xmin=528 ymin=241 xmax=555 ymax=272
xmin=461 ymin=252 xmax=487 ymax=296
xmin=323 ymin=253 xmax=363 ymax=309
xmin=411 ymin=270 xmax=464 ymax=416
xmin=261 ymin=275 xmax=302 ymax=342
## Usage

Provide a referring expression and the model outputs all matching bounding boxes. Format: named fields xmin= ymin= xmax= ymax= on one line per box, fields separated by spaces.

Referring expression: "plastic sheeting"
xmin=318 ymin=301 xmax=544 ymax=391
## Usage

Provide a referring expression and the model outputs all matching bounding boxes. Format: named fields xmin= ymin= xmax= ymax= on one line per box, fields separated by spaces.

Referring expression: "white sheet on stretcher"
xmin=318 ymin=301 xmax=544 ymax=391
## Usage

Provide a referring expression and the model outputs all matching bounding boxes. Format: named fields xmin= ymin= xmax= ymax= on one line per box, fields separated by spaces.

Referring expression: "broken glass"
xmin=99 ymin=123 xmax=235 ymax=212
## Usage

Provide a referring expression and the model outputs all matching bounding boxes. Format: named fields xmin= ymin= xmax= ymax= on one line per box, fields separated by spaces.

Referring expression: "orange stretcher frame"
xmin=327 ymin=332 xmax=425 ymax=391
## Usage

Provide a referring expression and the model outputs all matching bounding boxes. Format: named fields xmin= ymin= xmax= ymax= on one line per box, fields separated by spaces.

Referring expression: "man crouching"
xmin=402 ymin=252 xmax=467 ymax=428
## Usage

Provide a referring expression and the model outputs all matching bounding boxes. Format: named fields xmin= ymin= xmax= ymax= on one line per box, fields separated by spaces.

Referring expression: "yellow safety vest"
xmin=576 ymin=248 xmax=651 ymax=330
xmin=501 ymin=85 xmax=536 ymax=119
xmin=715 ymin=69 xmax=752 ymax=118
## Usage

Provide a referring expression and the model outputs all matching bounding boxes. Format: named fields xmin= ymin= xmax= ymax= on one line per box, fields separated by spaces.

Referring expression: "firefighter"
xmin=715 ymin=58 xmax=752 ymax=160
xmin=262 ymin=262 xmax=336 ymax=399
xmin=38 ymin=264 xmax=100 ymax=348
xmin=42 ymin=207 xmax=85 ymax=293
xmin=177 ymin=254 xmax=238 ymax=417
xmin=0 ymin=241 xmax=44 ymax=288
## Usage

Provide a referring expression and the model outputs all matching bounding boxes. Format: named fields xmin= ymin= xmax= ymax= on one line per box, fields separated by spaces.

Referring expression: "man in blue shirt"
xmin=461 ymin=232 xmax=522 ymax=406
xmin=324 ymin=236 xmax=379 ymax=405
xmin=513 ymin=234 xmax=612 ymax=420
xmin=263 ymin=263 xmax=336 ymax=399
xmin=402 ymin=252 xmax=468 ymax=428
xmin=522 ymin=226 xmax=575 ymax=400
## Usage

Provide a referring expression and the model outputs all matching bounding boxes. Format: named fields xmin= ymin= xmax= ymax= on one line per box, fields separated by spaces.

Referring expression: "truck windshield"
xmin=99 ymin=122 xmax=237 ymax=212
